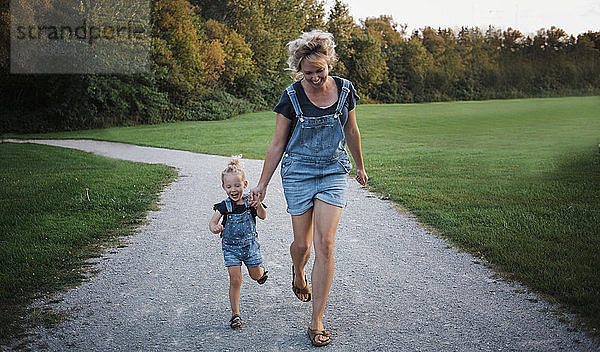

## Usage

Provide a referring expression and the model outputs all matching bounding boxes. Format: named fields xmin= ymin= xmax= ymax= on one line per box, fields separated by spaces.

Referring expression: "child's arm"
xmin=209 ymin=210 xmax=224 ymax=234
xmin=254 ymin=202 xmax=267 ymax=220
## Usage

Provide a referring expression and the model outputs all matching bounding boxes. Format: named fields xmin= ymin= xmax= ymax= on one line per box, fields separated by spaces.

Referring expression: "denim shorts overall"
xmin=221 ymin=196 xmax=263 ymax=267
xmin=280 ymin=78 xmax=353 ymax=215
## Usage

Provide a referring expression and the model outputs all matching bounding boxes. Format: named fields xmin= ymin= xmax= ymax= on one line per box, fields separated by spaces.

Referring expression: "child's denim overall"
xmin=221 ymin=196 xmax=257 ymax=245
xmin=221 ymin=195 xmax=262 ymax=267
xmin=280 ymin=78 xmax=353 ymax=215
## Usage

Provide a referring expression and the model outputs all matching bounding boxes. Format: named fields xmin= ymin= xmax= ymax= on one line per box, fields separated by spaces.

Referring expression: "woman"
xmin=249 ymin=29 xmax=367 ymax=347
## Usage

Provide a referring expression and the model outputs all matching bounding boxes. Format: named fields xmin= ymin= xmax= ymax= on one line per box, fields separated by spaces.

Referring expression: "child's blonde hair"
xmin=221 ymin=155 xmax=246 ymax=182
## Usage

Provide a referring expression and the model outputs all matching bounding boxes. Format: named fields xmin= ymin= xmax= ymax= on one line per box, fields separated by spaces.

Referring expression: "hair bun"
xmin=228 ymin=155 xmax=243 ymax=168
xmin=222 ymin=155 xmax=247 ymax=181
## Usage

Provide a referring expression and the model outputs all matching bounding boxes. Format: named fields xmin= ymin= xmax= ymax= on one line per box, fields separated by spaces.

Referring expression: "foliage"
xmin=1 ymin=0 xmax=599 ymax=132
xmin=327 ymin=0 xmax=359 ymax=77
xmin=181 ymin=89 xmax=255 ymax=121
xmin=345 ymin=32 xmax=386 ymax=98
xmin=0 ymin=0 xmax=8 ymax=73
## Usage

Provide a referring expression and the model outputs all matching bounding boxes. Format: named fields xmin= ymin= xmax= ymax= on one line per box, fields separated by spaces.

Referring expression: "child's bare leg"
xmin=247 ymin=265 xmax=265 ymax=280
xmin=227 ymin=266 xmax=242 ymax=315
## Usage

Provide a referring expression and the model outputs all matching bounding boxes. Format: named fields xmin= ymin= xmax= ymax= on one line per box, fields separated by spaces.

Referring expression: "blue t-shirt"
xmin=273 ymin=76 xmax=360 ymax=144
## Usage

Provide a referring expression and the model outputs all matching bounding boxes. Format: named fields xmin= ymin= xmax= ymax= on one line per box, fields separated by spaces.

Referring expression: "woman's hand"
xmin=248 ymin=184 xmax=267 ymax=207
xmin=355 ymin=168 xmax=368 ymax=186
xmin=344 ymin=109 xmax=367 ymax=187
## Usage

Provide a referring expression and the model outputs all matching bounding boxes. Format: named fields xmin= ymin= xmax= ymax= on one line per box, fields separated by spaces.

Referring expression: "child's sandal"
xmin=257 ymin=265 xmax=268 ymax=285
xmin=229 ymin=314 xmax=242 ymax=330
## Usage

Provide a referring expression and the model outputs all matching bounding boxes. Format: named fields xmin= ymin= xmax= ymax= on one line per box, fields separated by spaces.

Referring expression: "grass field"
xmin=0 ymin=143 xmax=177 ymax=341
xmin=3 ymin=95 xmax=600 ymax=334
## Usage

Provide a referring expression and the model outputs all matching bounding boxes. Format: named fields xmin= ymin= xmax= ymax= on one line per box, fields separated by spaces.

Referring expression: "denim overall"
xmin=222 ymin=195 xmax=257 ymax=244
xmin=280 ymin=78 xmax=353 ymax=215
xmin=221 ymin=195 xmax=262 ymax=267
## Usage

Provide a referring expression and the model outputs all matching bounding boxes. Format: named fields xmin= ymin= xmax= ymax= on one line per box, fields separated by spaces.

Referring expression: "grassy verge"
xmin=1 ymin=111 xmax=276 ymax=160
xmin=0 ymin=142 xmax=177 ymax=343
xmin=3 ymin=95 xmax=600 ymax=335
xmin=361 ymin=97 xmax=600 ymax=335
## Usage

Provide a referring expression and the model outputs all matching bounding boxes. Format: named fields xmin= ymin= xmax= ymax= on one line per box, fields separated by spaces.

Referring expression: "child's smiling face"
xmin=222 ymin=173 xmax=247 ymax=204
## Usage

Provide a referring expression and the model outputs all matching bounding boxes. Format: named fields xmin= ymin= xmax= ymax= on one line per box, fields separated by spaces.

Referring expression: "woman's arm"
xmin=344 ymin=108 xmax=368 ymax=185
xmin=249 ymin=113 xmax=291 ymax=205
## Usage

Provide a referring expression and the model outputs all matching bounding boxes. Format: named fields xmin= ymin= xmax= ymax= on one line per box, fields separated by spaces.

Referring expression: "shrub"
xmin=181 ymin=90 xmax=255 ymax=121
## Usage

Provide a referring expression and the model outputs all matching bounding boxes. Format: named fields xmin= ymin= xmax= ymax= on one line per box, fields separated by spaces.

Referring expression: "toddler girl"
xmin=209 ymin=158 xmax=268 ymax=329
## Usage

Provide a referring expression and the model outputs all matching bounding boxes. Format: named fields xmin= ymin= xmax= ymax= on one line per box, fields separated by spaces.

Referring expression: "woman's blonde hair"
xmin=221 ymin=155 xmax=246 ymax=182
xmin=287 ymin=29 xmax=337 ymax=79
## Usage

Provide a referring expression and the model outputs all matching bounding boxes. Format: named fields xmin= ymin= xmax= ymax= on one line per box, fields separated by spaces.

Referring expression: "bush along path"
xmin=3 ymin=139 xmax=598 ymax=351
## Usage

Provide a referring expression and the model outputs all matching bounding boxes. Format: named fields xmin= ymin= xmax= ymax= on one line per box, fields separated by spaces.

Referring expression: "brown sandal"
xmin=229 ymin=314 xmax=242 ymax=330
xmin=307 ymin=327 xmax=331 ymax=347
xmin=292 ymin=265 xmax=311 ymax=302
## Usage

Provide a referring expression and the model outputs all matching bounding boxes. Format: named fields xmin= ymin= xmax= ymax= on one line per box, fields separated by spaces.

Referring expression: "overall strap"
xmin=334 ymin=78 xmax=351 ymax=117
xmin=242 ymin=194 xmax=249 ymax=209
xmin=225 ymin=198 xmax=233 ymax=213
xmin=285 ymin=83 xmax=303 ymax=118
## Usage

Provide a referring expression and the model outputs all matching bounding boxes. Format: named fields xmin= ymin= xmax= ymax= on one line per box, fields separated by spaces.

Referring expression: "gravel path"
xmin=3 ymin=139 xmax=598 ymax=351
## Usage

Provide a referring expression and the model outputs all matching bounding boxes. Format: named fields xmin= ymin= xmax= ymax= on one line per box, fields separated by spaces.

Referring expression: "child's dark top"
xmin=213 ymin=199 xmax=267 ymax=226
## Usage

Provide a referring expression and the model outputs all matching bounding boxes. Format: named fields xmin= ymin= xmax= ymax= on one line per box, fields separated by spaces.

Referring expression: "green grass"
xmin=2 ymin=111 xmax=276 ymax=159
xmin=361 ymin=97 xmax=600 ymax=331
xmin=0 ymin=143 xmax=177 ymax=342
xmin=3 ymin=95 xmax=600 ymax=334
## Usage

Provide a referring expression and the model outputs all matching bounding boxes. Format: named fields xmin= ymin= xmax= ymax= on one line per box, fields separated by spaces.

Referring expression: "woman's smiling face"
xmin=300 ymin=58 xmax=329 ymax=88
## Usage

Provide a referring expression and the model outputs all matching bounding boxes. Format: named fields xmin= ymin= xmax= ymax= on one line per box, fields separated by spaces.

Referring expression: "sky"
xmin=332 ymin=0 xmax=600 ymax=36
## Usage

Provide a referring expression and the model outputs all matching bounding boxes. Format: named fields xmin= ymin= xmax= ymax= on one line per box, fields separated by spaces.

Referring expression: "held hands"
xmin=355 ymin=168 xmax=368 ymax=186
xmin=248 ymin=185 xmax=266 ymax=207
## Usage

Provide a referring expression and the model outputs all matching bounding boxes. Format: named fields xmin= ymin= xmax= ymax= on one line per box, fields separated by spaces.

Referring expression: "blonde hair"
xmin=287 ymin=30 xmax=337 ymax=79
xmin=221 ymin=155 xmax=246 ymax=182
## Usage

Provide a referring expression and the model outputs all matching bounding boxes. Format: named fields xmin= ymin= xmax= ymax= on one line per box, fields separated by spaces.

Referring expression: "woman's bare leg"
xmin=290 ymin=208 xmax=314 ymax=302
xmin=310 ymin=199 xmax=342 ymax=334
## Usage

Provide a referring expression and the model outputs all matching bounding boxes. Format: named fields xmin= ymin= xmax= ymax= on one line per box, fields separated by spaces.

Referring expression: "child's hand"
xmin=253 ymin=198 xmax=267 ymax=220
xmin=210 ymin=223 xmax=224 ymax=234
xmin=209 ymin=210 xmax=224 ymax=234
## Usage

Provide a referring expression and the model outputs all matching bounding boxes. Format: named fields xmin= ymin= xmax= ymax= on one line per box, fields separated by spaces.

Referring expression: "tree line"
xmin=1 ymin=0 xmax=599 ymax=133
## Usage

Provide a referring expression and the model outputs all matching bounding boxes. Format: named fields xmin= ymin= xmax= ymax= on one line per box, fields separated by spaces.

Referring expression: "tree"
xmin=302 ymin=0 xmax=326 ymax=31
xmin=361 ymin=15 xmax=407 ymax=102
xmin=362 ymin=15 xmax=405 ymax=49
xmin=152 ymin=0 xmax=210 ymax=104
xmin=0 ymin=0 xmax=8 ymax=73
xmin=327 ymin=0 xmax=358 ymax=77
xmin=400 ymin=35 xmax=435 ymax=101
xmin=345 ymin=32 xmax=386 ymax=99
xmin=202 ymin=19 xmax=254 ymax=94
xmin=422 ymin=27 xmax=444 ymax=55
